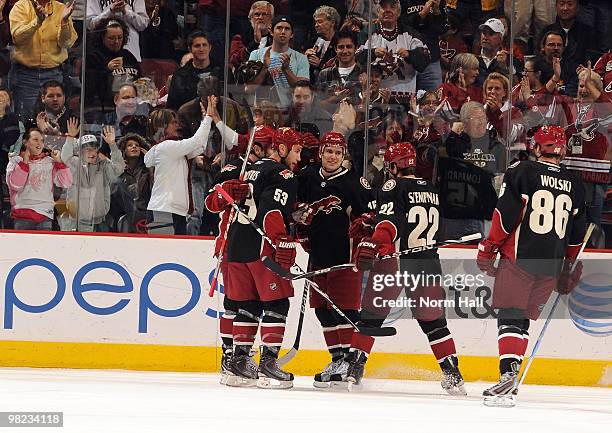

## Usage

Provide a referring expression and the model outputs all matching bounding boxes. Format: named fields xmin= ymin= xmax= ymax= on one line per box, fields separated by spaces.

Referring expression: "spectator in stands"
xmin=140 ymin=0 xmax=179 ymax=60
xmin=247 ymin=15 xmax=310 ymax=108
xmin=287 ymin=81 xmax=333 ymax=136
xmin=539 ymin=29 xmax=581 ymax=96
xmin=145 ymin=101 xmax=213 ymax=235
xmin=356 ymin=0 xmax=430 ymax=93
xmin=61 ymin=130 xmax=125 ymax=231
xmin=445 ymin=100 xmax=506 ymax=175
xmin=304 ymin=5 xmax=341 ymax=82
xmin=87 ymin=0 xmax=149 ymax=62
xmin=577 ymin=0 xmax=612 ymax=58
xmin=439 ymin=14 xmax=469 ymax=79
xmin=542 ymin=0 xmax=597 ymax=94
xmin=0 ymin=0 xmax=10 ymax=50
xmin=410 ymin=90 xmax=444 ymax=181
xmin=0 ymin=88 xmax=21 ymax=203
xmin=316 ymin=30 xmax=363 ymax=109
xmin=8 ymin=0 xmax=78 ymax=121
xmin=437 ymin=53 xmax=483 ymax=116
xmin=562 ymin=68 xmax=611 ymax=240
xmin=475 ymin=18 xmax=518 ymax=87
xmin=404 ymin=0 xmax=448 ymax=91
xmin=86 ymin=18 xmax=141 ymax=116
xmin=103 ymin=83 xmax=148 ymax=153
xmin=26 ymin=80 xmax=77 ymax=136
xmin=167 ymin=30 xmax=222 ymax=111
xmin=290 ymin=2 xmax=347 ymax=52
xmin=229 ymin=1 xmax=274 ymax=68
xmin=504 ymin=0 xmax=554 ymax=57
xmin=7 ymin=127 xmax=73 ymax=230
xmin=446 ymin=0 xmax=498 ymax=45
xmin=593 ymin=52 xmax=612 ymax=101
xmin=483 ymin=71 xmax=525 ymax=144
xmin=110 ymin=132 xmax=152 ymax=232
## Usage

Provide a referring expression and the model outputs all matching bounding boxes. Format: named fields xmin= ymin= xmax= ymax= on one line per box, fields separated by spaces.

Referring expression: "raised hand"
xmin=67 ymin=117 xmax=79 ymax=138
xmin=61 ymin=0 xmax=75 ymax=24
xmin=206 ymin=95 xmax=220 ymax=122
xmin=51 ymin=149 xmax=62 ymax=163
xmin=31 ymin=0 xmax=48 ymax=23
xmin=102 ymin=125 xmax=116 ymax=145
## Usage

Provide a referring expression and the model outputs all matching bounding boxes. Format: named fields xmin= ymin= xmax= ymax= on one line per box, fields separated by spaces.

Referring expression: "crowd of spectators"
xmin=0 ymin=0 xmax=611 ymax=247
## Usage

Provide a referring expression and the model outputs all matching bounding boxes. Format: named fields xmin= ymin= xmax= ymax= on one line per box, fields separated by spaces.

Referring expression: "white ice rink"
xmin=0 ymin=368 xmax=611 ymax=432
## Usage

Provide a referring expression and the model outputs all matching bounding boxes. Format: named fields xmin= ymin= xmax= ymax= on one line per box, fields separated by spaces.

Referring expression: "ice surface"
xmin=0 ymin=368 xmax=610 ymax=432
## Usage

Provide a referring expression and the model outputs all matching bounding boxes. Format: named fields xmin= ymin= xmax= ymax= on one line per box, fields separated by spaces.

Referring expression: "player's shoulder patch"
xmin=278 ymin=169 xmax=294 ymax=179
xmin=221 ymin=164 xmax=237 ymax=173
xmin=382 ymin=179 xmax=396 ymax=192
xmin=359 ymin=177 xmax=372 ymax=190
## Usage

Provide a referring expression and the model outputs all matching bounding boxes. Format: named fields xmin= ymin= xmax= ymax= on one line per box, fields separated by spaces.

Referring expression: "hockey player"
xmin=295 ymin=131 xmax=375 ymax=388
xmin=351 ymin=141 xmax=466 ymax=395
xmin=224 ymin=127 xmax=302 ymax=389
xmin=476 ymin=125 xmax=586 ymax=405
xmin=204 ymin=125 xmax=275 ymax=385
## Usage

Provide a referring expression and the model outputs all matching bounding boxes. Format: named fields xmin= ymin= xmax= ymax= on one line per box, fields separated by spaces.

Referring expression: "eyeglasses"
xmin=522 ymin=70 xmax=535 ymax=74
xmin=252 ymin=12 xmax=270 ymax=17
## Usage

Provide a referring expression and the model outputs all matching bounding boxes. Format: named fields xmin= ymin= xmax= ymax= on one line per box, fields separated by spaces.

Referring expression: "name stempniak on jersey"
xmin=407 ymin=191 xmax=439 ymax=205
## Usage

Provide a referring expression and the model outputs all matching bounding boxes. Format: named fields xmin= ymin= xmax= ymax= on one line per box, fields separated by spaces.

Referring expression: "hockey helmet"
xmin=531 ymin=125 xmax=566 ymax=158
xmin=318 ymin=131 xmax=347 ymax=157
xmin=253 ymin=125 xmax=275 ymax=147
xmin=384 ymin=141 xmax=417 ymax=170
xmin=271 ymin=127 xmax=303 ymax=152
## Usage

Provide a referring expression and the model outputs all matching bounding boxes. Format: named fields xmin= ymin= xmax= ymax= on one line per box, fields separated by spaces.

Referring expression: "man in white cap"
xmin=476 ymin=18 xmax=518 ymax=87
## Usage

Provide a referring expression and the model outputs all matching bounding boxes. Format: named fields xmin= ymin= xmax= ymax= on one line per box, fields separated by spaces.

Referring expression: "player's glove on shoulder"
xmin=557 ymin=260 xmax=583 ymax=295
xmin=349 ymin=212 xmax=376 ymax=239
xmin=221 ymin=179 xmax=250 ymax=202
xmin=477 ymin=239 xmax=499 ymax=277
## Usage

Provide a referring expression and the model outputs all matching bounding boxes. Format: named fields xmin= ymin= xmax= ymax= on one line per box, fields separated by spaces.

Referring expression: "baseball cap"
xmin=79 ymin=134 xmax=99 ymax=149
xmin=479 ymin=18 xmax=505 ymax=37
xmin=271 ymin=15 xmax=293 ymax=31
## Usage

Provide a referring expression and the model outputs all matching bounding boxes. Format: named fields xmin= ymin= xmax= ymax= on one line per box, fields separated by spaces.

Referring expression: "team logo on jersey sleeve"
xmin=221 ymin=164 xmax=237 ymax=172
xmin=279 ymin=169 xmax=294 ymax=179
xmin=382 ymin=179 xmax=396 ymax=191
xmin=360 ymin=177 xmax=372 ymax=189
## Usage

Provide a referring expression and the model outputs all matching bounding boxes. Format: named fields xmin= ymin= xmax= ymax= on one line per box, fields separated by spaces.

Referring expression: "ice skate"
xmin=346 ymin=350 xmax=367 ymax=391
xmin=227 ymin=347 xmax=258 ymax=388
xmin=219 ymin=345 xmax=237 ymax=386
xmin=483 ymin=372 xmax=518 ymax=407
xmin=257 ymin=347 xmax=294 ymax=389
xmin=313 ymin=358 xmax=349 ymax=389
xmin=440 ymin=355 xmax=467 ymax=396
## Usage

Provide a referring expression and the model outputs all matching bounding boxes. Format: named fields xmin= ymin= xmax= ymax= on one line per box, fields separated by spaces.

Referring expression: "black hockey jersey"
xmin=375 ymin=177 xmax=442 ymax=274
xmin=297 ymin=165 xmax=375 ymax=268
xmin=437 ymin=156 xmax=497 ymax=220
xmin=227 ymin=158 xmax=298 ymax=263
xmin=489 ymin=160 xmax=586 ymax=276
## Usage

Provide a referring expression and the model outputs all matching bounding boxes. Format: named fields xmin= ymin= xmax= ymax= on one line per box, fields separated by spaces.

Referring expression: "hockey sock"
xmin=315 ymin=308 xmax=343 ymax=361
xmin=233 ymin=301 xmax=262 ymax=355
xmin=497 ymin=309 xmax=527 ymax=375
xmin=417 ymin=318 xmax=457 ymax=363
xmin=260 ymin=299 xmax=290 ymax=355
xmin=337 ymin=310 xmax=359 ymax=357
xmin=348 ymin=310 xmax=385 ymax=356
xmin=518 ymin=319 xmax=530 ymax=360
xmin=221 ymin=297 xmax=239 ymax=348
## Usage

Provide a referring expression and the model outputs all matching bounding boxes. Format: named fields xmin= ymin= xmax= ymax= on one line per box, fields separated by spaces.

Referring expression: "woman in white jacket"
xmin=145 ymin=99 xmax=213 ymax=234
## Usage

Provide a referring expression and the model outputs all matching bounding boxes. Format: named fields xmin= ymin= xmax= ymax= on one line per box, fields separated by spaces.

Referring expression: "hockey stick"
xmin=277 ymin=278 xmax=309 ymax=367
xmin=378 ymin=233 xmax=482 ymax=260
xmin=262 ymin=258 xmax=356 ymax=281
xmin=517 ymin=223 xmax=595 ymax=388
xmin=215 ymin=184 xmax=397 ymax=337
xmin=208 ymin=125 xmax=258 ymax=297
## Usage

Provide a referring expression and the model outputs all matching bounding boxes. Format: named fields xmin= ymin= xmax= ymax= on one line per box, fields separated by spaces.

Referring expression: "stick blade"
xmin=357 ymin=326 xmax=397 ymax=337
xmin=277 ymin=348 xmax=297 ymax=367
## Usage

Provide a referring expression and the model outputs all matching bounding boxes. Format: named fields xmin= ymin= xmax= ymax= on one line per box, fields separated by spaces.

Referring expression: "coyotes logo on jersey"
xmin=309 ymin=195 xmax=343 ymax=215
xmin=279 ymin=169 xmax=294 ymax=179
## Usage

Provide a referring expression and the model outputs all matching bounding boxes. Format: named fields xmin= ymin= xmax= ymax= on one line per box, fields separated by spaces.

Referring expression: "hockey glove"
xmin=274 ymin=235 xmax=297 ymax=270
xmin=221 ymin=179 xmax=250 ymax=202
xmin=354 ymin=237 xmax=379 ymax=271
xmin=557 ymin=261 xmax=583 ymax=295
xmin=348 ymin=212 xmax=376 ymax=239
xmin=477 ymin=239 xmax=499 ymax=277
